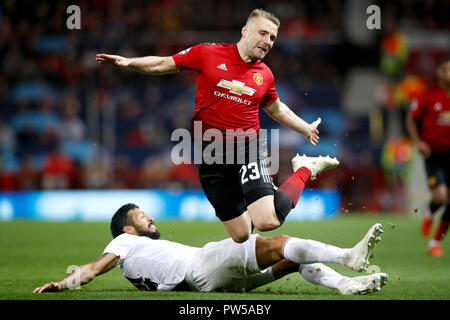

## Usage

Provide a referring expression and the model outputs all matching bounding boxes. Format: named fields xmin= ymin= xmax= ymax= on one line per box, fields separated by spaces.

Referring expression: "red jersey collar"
xmin=233 ymin=44 xmax=260 ymax=65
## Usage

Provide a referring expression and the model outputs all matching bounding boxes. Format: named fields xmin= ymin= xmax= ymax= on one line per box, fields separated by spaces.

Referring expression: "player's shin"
xmin=273 ymin=190 xmax=292 ymax=226
xmin=242 ymin=260 xmax=299 ymax=291
xmin=433 ymin=206 xmax=450 ymax=242
xmin=429 ymin=201 xmax=443 ymax=216
xmin=277 ymin=167 xmax=311 ymax=208
xmin=282 ymin=237 xmax=352 ymax=266
xmin=273 ymin=167 xmax=311 ymax=226
xmin=299 ymin=263 xmax=347 ymax=290
xmin=240 ymin=267 xmax=275 ymax=292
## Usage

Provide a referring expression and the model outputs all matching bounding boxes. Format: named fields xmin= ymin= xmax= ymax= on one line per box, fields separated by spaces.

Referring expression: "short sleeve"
xmin=409 ymin=95 xmax=424 ymax=119
xmin=260 ymin=77 xmax=279 ymax=108
xmin=172 ymin=44 xmax=204 ymax=71
xmin=103 ymin=234 xmax=134 ymax=262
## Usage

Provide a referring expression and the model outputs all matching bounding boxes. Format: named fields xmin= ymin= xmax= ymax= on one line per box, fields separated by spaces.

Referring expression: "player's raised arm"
xmin=263 ymin=98 xmax=321 ymax=146
xmin=405 ymin=112 xmax=431 ymax=158
xmin=32 ymin=253 xmax=119 ymax=293
xmin=96 ymin=53 xmax=179 ymax=75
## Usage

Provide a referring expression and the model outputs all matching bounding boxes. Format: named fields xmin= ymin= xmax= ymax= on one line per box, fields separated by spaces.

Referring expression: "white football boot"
xmin=347 ymin=223 xmax=383 ymax=272
xmin=291 ymin=154 xmax=339 ymax=180
xmin=337 ymin=273 xmax=389 ymax=295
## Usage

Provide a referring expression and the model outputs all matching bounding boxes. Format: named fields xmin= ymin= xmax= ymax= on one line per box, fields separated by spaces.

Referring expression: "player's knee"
xmin=253 ymin=218 xmax=280 ymax=231
xmin=432 ymin=187 xmax=448 ymax=204
xmin=432 ymin=194 xmax=447 ymax=205
xmin=231 ymin=232 xmax=251 ymax=243
xmin=272 ymin=234 xmax=290 ymax=244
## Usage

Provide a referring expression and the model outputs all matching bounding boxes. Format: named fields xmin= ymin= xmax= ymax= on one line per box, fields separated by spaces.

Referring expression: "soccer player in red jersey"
xmin=406 ymin=58 xmax=450 ymax=257
xmin=96 ymin=9 xmax=339 ymax=242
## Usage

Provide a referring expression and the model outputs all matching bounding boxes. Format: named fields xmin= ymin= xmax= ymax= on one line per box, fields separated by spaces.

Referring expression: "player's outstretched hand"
xmin=33 ymin=281 xmax=62 ymax=293
xmin=417 ymin=140 xmax=431 ymax=158
xmin=305 ymin=117 xmax=321 ymax=146
xmin=96 ymin=53 xmax=130 ymax=67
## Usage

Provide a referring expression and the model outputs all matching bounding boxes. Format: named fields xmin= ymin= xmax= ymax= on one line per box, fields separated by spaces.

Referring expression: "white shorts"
xmin=185 ymin=234 xmax=262 ymax=292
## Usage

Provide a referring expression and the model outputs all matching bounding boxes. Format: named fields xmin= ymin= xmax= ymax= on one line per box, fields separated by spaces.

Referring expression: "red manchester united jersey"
xmin=409 ymin=86 xmax=450 ymax=152
xmin=172 ymin=43 xmax=279 ymax=136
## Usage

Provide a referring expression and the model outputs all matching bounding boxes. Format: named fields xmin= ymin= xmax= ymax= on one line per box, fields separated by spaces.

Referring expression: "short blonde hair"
xmin=247 ymin=8 xmax=280 ymax=28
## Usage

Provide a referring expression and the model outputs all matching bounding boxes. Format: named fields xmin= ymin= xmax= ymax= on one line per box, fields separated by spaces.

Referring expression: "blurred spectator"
xmin=81 ymin=160 xmax=111 ymax=189
xmin=34 ymin=98 xmax=60 ymax=133
xmin=41 ymin=145 xmax=76 ymax=189
xmin=139 ymin=116 xmax=169 ymax=147
xmin=39 ymin=127 xmax=60 ymax=154
xmin=56 ymin=95 xmax=86 ymax=142
xmin=0 ymin=157 xmax=17 ymax=191
xmin=169 ymin=163 xmax=201 ymax=189
xmin=16 ymin=125 xmax=38 ymax=159
xmin=380 ymin=15 xmax=409 ymax=76
xmin=111 ymin=154 xmax=141 ymax=189
xmin=10 ymin=101 xmax=36 ymax=132
xmin=17 ymin=155 xmax=40 ymax=190
xmin=140 ymin=155 xmax=170 ymax=188
xmin=0 ymin=119 xmax=16 ymax=154
xmin=115 ymin=94 xmax=145 ymax=147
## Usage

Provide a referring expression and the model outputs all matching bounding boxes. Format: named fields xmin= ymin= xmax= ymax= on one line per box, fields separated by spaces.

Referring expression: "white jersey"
xmin=103 ymin=233 xmax=200 ymax=291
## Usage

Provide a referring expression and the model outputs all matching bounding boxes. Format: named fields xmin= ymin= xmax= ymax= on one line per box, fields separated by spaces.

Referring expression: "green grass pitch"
xmin=1 ymin=214 xmax=449 ymax=300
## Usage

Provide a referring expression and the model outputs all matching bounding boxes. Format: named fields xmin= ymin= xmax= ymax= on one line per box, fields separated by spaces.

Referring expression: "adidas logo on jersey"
xmin=217 ymin=63 xmax=228 ymax=71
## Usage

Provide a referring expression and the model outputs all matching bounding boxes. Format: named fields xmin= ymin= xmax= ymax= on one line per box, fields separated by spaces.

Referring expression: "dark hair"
xmin=437 ymin=56 xmax=450 ymax=67
xmin=110 ymin=203 xmax=138 ymax=238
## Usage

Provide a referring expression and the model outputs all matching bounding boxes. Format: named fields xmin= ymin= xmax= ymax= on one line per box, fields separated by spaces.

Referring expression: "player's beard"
xmin=137 ymin=229 xmax=161 ymax=239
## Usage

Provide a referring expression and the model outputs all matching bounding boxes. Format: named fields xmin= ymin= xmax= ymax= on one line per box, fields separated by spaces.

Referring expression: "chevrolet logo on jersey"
xmin=217 ymin=79 xmax=256 ymax=96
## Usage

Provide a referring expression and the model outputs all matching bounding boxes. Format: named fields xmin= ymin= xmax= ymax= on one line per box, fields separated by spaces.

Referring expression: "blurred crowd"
xmin=0 ymin=0 xmax=449 ymax=212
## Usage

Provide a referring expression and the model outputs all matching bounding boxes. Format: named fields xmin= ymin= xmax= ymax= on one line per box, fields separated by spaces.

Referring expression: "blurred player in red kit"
xmin=96 ymin=9 xmax=339 ymax=242
xmin=406 ymin=58 xmax=450 ymax=257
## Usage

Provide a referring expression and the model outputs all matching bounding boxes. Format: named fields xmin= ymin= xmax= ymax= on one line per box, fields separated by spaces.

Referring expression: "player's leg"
xmin=299 ymin=263 xmax=389 ymax=295
xmin=424 ymin=154 xmax=449 ymax=256
xmin=185 ymin=235 xmax=271 ymax=292
xmin=246 ymin=194 xmax=279 ymax=230
xmin=241 ymin=259 xmax=299 ymax=292
xmin=244 ymin=154 xmax=339 ymax=231
xmin=422 ymin=184 xmax=446 ymax=237
xmin=422 ymin=155 xmax=446 ymax=237
xmin=222 ymin=211 xmax=252 ymax=243
xmin=199 ymin=163 xmax=252 ymax=243
xmin=428 ymin=184 xmax=449 ymax=257
xmin=244 ymin=260 xmax=388 ymax=295
xmin=238 ymin=155 xmax=280 ymax=231
xmin=255 ymin=223 xmax=383 ymax=272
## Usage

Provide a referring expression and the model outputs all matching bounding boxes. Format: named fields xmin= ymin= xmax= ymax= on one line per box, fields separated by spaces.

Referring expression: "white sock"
xmin=282 ymin=237 xmax=352 ymax=266
xmin=299 ymin=263 xmax=348 ymax=290
xmin=429 ymin=239 xmax=440 ymax=248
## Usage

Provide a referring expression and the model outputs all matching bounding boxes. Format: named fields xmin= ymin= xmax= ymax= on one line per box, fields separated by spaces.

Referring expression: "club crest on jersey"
xmin=253 ymin=73 xmax=263 ymax=85
xmin=217 ymin=79 xmax=256 ymax=96
xmin=437 ymin=111 xmax=450 ymax=125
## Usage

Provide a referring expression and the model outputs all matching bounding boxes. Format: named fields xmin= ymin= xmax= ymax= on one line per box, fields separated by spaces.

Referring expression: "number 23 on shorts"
xmin=240 ymin=162 xmax=260 ymax=184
